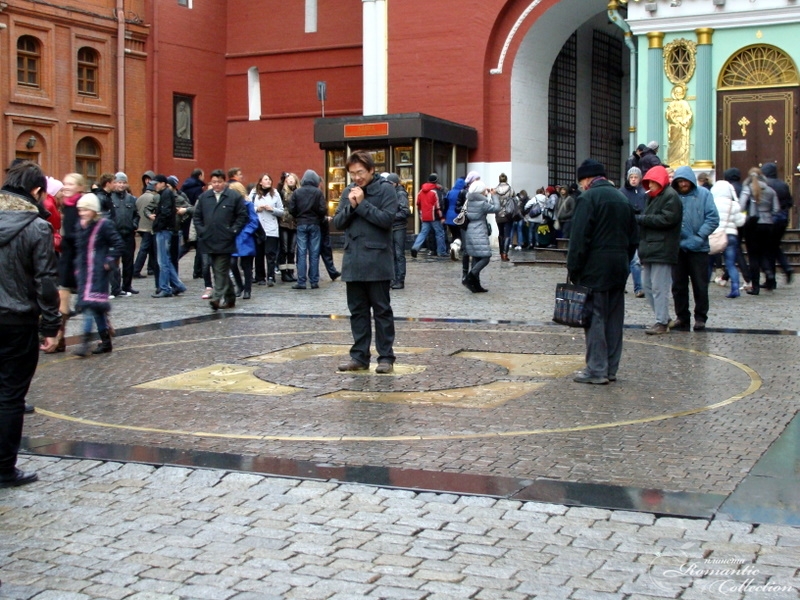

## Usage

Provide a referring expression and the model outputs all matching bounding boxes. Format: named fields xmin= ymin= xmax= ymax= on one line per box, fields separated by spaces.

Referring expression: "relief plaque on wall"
xmin=173 ymin=94 xmax=194 ymax=159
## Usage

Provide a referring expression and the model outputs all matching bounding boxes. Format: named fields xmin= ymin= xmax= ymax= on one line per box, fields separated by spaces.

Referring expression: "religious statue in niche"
xmin=176 ymin=100 xmax=191 ymax=140
xmin=665 ymin=84 xmax=693 ymax=167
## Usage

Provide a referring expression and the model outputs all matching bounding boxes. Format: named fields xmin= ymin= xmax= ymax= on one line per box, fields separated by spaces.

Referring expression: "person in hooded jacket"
xmin=410 ymin=175 xmax=447 ymax=258
xmin=670 ymin=166 xmax=719 ymax=331
xmin=716 ymin=168 xmax=751 ymax=291
xmin=636 ymin=165 xmax=683 ymax=334
xmin=493 ymin=173 xmax=515 ymax=261
xmin=385 ymin=173 xmax=409 ymax=289
xmin=638 ymin=141 xmax=663 ymax=176
xmin=462 ymin=180 xmax=500 ymax=293
xmin=0 ymin=161 xmax=60 ymax=487
xmin=445 ymin=177 xmax=465 ymax=255
xmin=709 ymin=179 xmax=745 ymax=298
xmin=230 ymin=197 xmax=260 ymax=299
xmin=288 ymin=169 xmax=327 ymax=290
xmin=761 ymin=162 xmax=794 ymax=284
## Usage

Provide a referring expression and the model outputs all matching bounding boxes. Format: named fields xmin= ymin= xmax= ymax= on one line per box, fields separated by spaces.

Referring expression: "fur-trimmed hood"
xmin=0 ymin=191 xmax=40 ymax=248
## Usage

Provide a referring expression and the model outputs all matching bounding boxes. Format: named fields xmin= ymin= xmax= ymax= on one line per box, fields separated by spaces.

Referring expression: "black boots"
xmin=92 ymin=330 xmax=113 ymax=354
xmin=465 ymin=272 xmax=488 ymax=293
xmin=75 ymin=331 xmax=112 ymax=357
xmin=281 ymin=269 xmax=297 ymax=282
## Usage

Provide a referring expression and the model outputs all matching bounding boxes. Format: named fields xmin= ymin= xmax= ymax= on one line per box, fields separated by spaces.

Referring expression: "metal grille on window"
xmin=548 ymin=32 xmax=577 ymax=187
xmin=590 ymin=30 xmax=623 ymax=184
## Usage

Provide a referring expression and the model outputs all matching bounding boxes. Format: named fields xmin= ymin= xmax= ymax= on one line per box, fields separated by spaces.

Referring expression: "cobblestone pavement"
xmin=2 ymin=250 xmax=799 ymax=599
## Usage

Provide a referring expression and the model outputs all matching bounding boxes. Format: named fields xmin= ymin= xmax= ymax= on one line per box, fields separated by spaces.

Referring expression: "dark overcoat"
xmin=567 ymin=179 xmax=637 ymax=292
xmin=332 ymin=176 xmax=397 ymax=282
xmin=193 ymin=187 xmax=249 ymax=255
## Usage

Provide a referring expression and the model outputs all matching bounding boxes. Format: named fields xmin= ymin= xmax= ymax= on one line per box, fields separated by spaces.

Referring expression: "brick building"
xmin=0 ymin=0 xmax=148 ymax=185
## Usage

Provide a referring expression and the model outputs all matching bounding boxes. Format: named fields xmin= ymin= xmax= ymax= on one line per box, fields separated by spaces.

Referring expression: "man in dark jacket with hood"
xmin=193 ymin=169 xmax=248 ymax=310
xmin=288 ymin=169 xmax=327 ymax=290
xmin=567 ymin=159 xmax=637 ymax=385
xmin=638 ymin=141 xmax=663 ymax=176
xmin=0 ymin=161 xmax=60 ymax=487
xmin=761 ymin=162 xmax=794 ymax=283
xmin=670 ymin=166 xmax=719 ymax=331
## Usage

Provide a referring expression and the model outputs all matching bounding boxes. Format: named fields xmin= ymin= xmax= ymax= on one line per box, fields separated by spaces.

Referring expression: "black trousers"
xmin=0 ymin=326 xmax=39 ymax=474
xmin=320 ymin=220 xmax=338 ymax=278
xmin=346 ymin=280 xmax=395 ymax=366
xmin=279 ymin=227 xmax=296 ymax=269
xmin=110 ymin=232 xmax=136 ymax=294
xmin=672 ymin=249 xmax=710 ymax=323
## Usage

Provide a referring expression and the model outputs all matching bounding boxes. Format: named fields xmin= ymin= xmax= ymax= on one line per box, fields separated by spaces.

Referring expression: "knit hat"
xmin=167 ymin=175 xmax=180 ymax=188
xmin=76 ymin=193 xmax=101 ymax=213
xmin=576 ymin=159 xmax=606 ymax=181
xmin=114 ymin=171 xmax=128 ymax=183
xmin=385 ymin=173 xmax=401 ymax=185
xmin=636 ymin=143 xmax=648 ymax=153
xmin=46 ymin=177 xmax=63 ymax=197
xmin=647 ymin=140 xmax=659 ymax=151
xmin=468 ymin=180 xmax=487 ymax=195
xmin=465 ymin=171 xmax=481 ymax=186
xmin=428 ymin=173 xmax=439 ymax=183
xmin=152 ymin=174 xmax=168 ymax=183
xmin=499 ymin=173 xmax=508 ymax=183
xmin=627 ymin=166 xmax=642 ymax=178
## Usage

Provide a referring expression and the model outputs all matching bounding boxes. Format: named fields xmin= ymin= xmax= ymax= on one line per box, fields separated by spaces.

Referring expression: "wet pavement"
xmin=2 ymin=250 xmax=799 ymax=599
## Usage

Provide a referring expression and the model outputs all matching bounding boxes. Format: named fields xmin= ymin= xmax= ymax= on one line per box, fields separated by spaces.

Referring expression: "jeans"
xmin=629 ymin=250 xmax=642 ymax=293
xmin=498 ymin=221 xmax=513 ymax=254
xmin=133 ymin=231 xmax=158 ymax=280
xmin=511 ymin=220 xmax=528 ymax=247
xmin=156 ymin=230 xmax=185 ymax=295
xmin=319 ymin=219 xmax=338 ymax=277
xmin=82 ymin=306 xmax=109 ymax=336
xmin=393 ymin=228 xmax=406 ymax=283
xmin=0 ymin=325 xmax=39 ymax=473
xmin=295 ymin=223 xmax=321 ymax=287
xmin=411 ymin=221 xmax=447 ymax=256
xmin=712 ymin=235 xmax=741 ymax=295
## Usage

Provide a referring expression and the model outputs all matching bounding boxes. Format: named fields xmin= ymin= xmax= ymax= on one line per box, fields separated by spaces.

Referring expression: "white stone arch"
xmin=508 ymin=0 xmax=617 ymax=192
xmin=248 ymin=67 xmax=261 ymax=121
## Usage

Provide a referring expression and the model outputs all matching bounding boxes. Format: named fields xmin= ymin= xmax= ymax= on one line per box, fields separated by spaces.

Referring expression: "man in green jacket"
xmin=567 ymin=159 xmax=638 ymax=384
xmin=637 ymin=166 xmax=683 ymax=334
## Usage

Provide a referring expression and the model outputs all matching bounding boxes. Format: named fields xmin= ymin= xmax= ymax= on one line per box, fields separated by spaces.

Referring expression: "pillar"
xmin=362 ymin=0 xmax=387 ymax=116
xmin=646 ymin=32 xmax=664 ymax=148
xmin=693 ymin=28 xmax=714 ymax=170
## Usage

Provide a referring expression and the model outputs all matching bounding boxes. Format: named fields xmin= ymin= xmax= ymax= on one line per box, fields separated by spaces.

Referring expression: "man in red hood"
xmin=410 ymin=174 xmax=447 ymax=258
xmin=636 ymin=166 xmax=683 ymax=334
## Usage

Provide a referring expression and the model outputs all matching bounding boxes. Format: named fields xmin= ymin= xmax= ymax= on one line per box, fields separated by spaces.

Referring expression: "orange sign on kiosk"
xmin=344 ymin=122 xmax=389 ymax=138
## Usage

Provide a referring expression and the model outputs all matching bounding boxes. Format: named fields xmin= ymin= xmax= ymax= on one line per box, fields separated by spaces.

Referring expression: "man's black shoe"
xmin=338 ymin=360 xmax=369 ymax=372
xmin=125 ymin=288 xmax=139 ymax=295
xmin=391 ymin=281 xmax=404 ymax=289
xmin=242 ymin=290 xmax=251 ymax=299
xmin=0 ymin=469 xmax=38 ymax=488
xmin=151 ymin=291 xmax=173 ymax=298
xmin=330 ymin=271 xmax=341 ymax=281
xmin=668 ymin=318 xmax=690 ymax=331
xmin=410 ymin=248 xmax=418 ymax=258
xmin=24 ymin=403 xmax=35 ymax=414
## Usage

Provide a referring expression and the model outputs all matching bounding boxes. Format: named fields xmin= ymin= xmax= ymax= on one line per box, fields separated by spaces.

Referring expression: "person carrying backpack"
xmin=493 ymin=173 xmax=516 ymax=261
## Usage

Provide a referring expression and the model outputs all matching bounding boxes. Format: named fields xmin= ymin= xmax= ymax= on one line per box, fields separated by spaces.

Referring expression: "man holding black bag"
xmin=567 ymin=159 xmax=638 ymax=385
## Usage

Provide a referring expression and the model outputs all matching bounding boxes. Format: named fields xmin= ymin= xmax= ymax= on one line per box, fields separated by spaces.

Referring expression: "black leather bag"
xmin=553 ymin=282 xmax=591 ymax=328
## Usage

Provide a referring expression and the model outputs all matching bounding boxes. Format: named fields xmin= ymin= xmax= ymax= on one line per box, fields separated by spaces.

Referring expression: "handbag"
xmin=453 ymin=197 xmax=469 ymax=228
xmin=553 ymin=282 xmax=592 ymax=328
xmin=708 ymin=199 xmax=732 ymax=255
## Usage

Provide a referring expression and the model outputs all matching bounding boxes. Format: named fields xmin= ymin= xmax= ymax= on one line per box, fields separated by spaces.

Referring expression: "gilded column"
xmin=694 ymin=28 xmax=714 ymax=169
xmin=646 ymin=32 xmax=665 ymax=149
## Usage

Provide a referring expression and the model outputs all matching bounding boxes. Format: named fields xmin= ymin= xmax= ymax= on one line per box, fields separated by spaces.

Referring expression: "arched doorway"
xmin=716 ymin=44 xmax=799 ymax=224
xmin=509 ymin=0 xmax=628 ymax=192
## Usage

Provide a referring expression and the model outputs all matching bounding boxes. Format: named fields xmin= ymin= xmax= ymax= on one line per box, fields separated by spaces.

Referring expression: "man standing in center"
xmin=193 ymin=169 xmax=248 ymax=310
xmin=333 ymin=150 xmax=398 ymax=374
xmin=567 ymin=159 xmax=638 ymax=385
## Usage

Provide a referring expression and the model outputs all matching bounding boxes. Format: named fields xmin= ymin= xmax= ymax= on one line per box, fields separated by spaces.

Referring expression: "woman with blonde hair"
xmin=51 ymin=173 xmax=85 ymax=352
xmin=279 ymin=172 xmax=299 ymax=282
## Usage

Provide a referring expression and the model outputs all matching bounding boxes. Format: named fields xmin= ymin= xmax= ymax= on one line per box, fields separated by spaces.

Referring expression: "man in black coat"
xmin=333 ymin=150 xmax=398 ymax=373
xmin=193 ymin=169 xmax=248 ymax=310
xmin=567 ymin=159 xmax=637 ymax=385
xmin=761 ymin=162 xmax=794 ymax=283
xmin=0 ymin=161 xmax=60 ymax=487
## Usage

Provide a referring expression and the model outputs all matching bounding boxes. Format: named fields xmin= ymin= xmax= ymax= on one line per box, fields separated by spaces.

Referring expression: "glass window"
xmin=77 ymin=47 xmax=98 ymax=97
xmin=17 ymin=35 xmax=40 ymax=88
xmin=75 ymin=137 xmax=100 ymax=187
